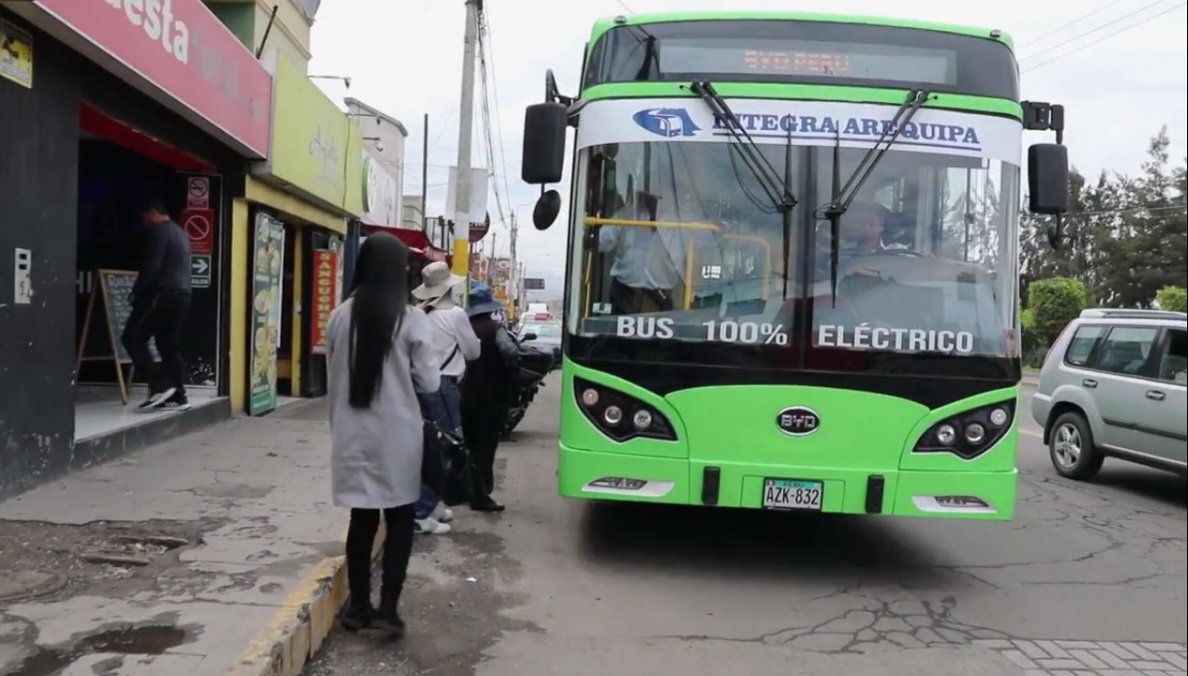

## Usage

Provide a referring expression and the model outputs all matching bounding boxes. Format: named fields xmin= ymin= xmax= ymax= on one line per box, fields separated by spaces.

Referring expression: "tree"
xmin=1156 ymin=286 xmax=1187 ymax=313
xmin=1029 ymin=277 xmax=1088 ymax=343
xmin=1096 ymin=128 xmax=1188 ymax=307
xmin=1019 ymin=128 xmax=1187 ymax=309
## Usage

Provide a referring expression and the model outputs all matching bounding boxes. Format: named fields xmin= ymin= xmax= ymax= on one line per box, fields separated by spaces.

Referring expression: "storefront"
xmin=355 ymin=148 xmax=449 ymax=289
xmin=0 ymin=0 xmax=272 ymax=497
xmin=230 ymin=53 xmax=362 ymax=415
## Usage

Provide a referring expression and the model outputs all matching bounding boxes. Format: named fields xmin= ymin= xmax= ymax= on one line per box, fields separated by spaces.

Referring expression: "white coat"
xmin=327 ymin=299 xmax=440 ymax=509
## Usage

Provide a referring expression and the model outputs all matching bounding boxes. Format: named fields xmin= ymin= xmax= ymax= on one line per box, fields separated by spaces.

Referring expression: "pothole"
xmin=0 ymin=570 xmax=67 ymax=603
xmin=14 ymin=625 xmax=189 ymax=676
xmin=80 ymin=534 xmax=190 ymax=568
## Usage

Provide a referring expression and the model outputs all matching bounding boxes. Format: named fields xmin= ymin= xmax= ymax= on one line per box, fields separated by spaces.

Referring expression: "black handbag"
xmin=439 ymin=426 xmax=474 ymax=506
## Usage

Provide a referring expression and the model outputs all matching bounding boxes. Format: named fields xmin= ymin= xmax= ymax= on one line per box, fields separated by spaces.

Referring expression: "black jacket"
xmin=132 ymin=220 xmax=191 ymax=304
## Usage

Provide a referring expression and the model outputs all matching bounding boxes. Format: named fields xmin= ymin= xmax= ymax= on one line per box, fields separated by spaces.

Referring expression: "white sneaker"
xmin=431 ymin=504 xmax=454 ymax=523
xmin=414 ymin=517 xmax=451 ymax=535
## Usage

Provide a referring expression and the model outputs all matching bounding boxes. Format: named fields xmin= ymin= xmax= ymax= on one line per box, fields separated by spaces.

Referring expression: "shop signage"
xmin=31 ymin=0 xmax=273 ymax=157
xmin=186 ymin=176 xmax=209 ymax=209
xmin=0 ymin=19 xmax=34 ymax=89
xmin=445 ymin=165 xmax=490 ymax=237
xmin=249 ymin=213 xmax=285 ymax=415
xmin=190 ymin=255 xmax=211 ymax=288
xmin=361 ymin=154 xmax=398 ymax=227
xmin=182 ymin=208 xmax=214 ymax=254
xmin=261 ymin=55 xmax=363 ymax=215
xmin=309 ymin=249 xmax=339 ymax=356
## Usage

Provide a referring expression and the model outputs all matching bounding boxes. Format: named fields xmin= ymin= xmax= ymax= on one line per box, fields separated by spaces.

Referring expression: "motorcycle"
xmin=501 ymin=336 xmax=555 ymax=439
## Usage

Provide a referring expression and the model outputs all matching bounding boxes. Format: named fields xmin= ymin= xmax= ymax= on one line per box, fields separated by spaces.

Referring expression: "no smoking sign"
xmin=186 ymin=176 xmax=210 ymax=209
xmin=183 ymin=209 xmax=214 ymax=255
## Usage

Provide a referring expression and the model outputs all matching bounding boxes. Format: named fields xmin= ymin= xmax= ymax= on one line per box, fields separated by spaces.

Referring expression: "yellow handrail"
xmin=583 ymin=216 xmax=775 ymax=312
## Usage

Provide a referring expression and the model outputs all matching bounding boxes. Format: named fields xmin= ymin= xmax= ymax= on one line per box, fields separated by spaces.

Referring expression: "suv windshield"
xmin=567 ymin=141 xmax=1019 ymax=366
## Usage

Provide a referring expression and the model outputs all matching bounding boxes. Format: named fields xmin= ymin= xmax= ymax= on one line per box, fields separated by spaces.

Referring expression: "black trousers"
xmin=122 ymin=291 xmax=190 ymax=396
xmin=463 ymin=408 xmax=504 ymax=501
xmin=345 ymin=505 xmax=415 ymax=611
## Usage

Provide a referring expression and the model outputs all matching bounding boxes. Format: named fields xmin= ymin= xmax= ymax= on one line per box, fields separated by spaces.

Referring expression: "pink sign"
xmin=34 ymin=0 xmax=272 ymax=158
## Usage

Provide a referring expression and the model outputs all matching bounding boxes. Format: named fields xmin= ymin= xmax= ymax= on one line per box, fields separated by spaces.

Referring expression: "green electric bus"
xmin=519 ymin=11 xmax=1069 ymax=520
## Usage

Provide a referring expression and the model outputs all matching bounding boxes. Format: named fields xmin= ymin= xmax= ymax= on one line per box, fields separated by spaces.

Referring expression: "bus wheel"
xmin=1049 ymin=412 xmax=1103 ymax=481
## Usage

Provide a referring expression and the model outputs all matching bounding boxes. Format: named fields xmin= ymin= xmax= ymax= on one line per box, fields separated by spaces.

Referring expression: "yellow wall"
xmin=229 ymin=198 xmax=251 ymax=413
xmin=290 ymin=231 xmax=304 ymax=396
xmin=245 ymin=179 xmax=347 ymax=235
xmin=228 ymin=177 xmax=346 ymax=414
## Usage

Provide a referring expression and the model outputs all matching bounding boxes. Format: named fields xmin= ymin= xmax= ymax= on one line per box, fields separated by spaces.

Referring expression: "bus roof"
xmin=589 ymin=12 xmax=1015 ymax=51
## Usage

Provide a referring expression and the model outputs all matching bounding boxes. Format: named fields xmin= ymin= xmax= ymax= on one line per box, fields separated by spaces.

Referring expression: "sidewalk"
xmin=0 ymin=399 xmax=353 ymax=676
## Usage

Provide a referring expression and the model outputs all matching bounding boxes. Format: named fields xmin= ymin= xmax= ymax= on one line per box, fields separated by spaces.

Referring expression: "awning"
xmin=361 ymin=224 xmax=448 ymax=263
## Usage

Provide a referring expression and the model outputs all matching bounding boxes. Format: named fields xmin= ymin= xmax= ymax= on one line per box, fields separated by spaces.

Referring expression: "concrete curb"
xmin=227 ymin=524 xmax=385 ymax=676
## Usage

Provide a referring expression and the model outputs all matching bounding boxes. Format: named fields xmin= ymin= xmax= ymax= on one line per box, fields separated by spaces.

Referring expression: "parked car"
xmin=517 ymin=320 xmax=562 ymax=369
xmin=1031 ymin=308 xmax=1187 ymax=480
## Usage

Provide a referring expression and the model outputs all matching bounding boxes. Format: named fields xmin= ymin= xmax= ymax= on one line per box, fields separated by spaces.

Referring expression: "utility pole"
xmin=509 ymin=212 xmax=518 ymax=313
xmin=451 ymin=0 xmax=480 ymax=300
xmin=488 ymin=230 xmax=497 ymax=285
xmin=421 ymin=113 xmax=428 ymax=232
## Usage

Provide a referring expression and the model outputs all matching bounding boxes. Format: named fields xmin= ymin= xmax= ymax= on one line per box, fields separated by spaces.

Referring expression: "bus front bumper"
xmin=558 ymin=445 xmax=1017 ymax=520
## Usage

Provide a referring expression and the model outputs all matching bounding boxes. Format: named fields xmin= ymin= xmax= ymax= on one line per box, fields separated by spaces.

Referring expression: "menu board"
xmin=249 ymin=213 xmax=285 ymax=415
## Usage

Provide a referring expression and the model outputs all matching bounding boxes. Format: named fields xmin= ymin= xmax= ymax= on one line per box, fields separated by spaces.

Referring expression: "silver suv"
xmin=1032 ymin=308 xmax=1187 ymax=480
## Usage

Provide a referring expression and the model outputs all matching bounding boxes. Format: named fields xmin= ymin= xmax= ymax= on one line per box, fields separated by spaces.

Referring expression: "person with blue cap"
xmin=460 ymin=282 xmax=520 ymax=512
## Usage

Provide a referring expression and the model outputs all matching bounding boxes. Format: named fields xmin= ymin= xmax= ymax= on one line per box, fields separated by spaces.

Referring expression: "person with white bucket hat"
xmin=411 ymin=262 xmax=481 ymax=534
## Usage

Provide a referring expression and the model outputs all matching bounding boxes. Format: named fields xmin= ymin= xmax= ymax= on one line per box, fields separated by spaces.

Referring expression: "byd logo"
xmin=632 ymin=108 xmax=701 ymax=138
xmin=776 ymin=407 xmax=821 ymax=436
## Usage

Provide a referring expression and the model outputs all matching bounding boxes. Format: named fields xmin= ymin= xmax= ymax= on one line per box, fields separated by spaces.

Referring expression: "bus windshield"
xmin=568 ymin=140 xmax=1020 ymax=363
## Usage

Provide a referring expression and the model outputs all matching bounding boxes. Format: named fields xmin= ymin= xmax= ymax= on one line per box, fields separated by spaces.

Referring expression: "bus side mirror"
xmin=1028 ymin=143 xmax=1069 ymax=249
xmin=1027 ymin=143 xmax=1068 ymax=215
xmin=522 ymin=102 xmax=567 ymax=185
xmin=533 ymin=190 xmax=562 ymax=230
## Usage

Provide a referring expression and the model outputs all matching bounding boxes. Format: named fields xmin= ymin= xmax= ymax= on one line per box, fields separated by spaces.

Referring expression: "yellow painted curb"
xmin=226 ymin=523 xmax=386 ymax=676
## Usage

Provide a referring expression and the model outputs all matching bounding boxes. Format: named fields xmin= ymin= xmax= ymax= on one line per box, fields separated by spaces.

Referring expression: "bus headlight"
xmin=632 ymin=409 xmax=653 ymax=430
xmin=913 ymin=401 xmax=1015 ymax=460
xmin=574 ymin=377 xmax=677 ymax=443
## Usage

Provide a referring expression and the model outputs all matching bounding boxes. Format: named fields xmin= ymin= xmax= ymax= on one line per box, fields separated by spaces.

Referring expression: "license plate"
xmin=762 ymin=478 xmax=824 ymax=511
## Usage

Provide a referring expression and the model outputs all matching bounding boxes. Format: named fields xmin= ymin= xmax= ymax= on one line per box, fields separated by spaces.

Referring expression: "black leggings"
xmin=345 ymin=505 xmax=415 ymax=610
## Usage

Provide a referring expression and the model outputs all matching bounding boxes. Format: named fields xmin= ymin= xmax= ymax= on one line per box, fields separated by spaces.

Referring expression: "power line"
xmin=1022 ymin=1 xmax=1186 ymax=72
xmin=1019 ymin=0 xmax=1127 ymax=52
xmin=1021 ymin=0 xmax=1181 ymax=64
xmin=475 ymin=8 xmax=510 ymax=231
xmin=481 ymin=7 xmax=515 ymax=227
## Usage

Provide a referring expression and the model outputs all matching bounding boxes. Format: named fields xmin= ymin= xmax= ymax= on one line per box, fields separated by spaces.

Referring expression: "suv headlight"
xmin=574 ymin=377 xmax=676 ymax=442
xmin=913 ymin=401 xmax=1015 ymax=459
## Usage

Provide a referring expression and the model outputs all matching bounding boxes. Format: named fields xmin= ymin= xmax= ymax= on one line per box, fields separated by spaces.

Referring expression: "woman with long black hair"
xmin=327 ymin=233 xmax=440 ymax=638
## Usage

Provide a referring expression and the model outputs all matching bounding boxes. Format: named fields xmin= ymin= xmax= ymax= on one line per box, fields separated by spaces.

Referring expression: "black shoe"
xmin=153 ymin=392 xmax=191 ymax=412
xmin=372 ymin=588 xmax=406 ymax=639
xmin=136 ymin=390 xmax=162 ymax=411
xmin=470 ymin=497 xmax=505 ymax=513
xmin=340 ymin=602 xmax=372 ymax=633
xmin=147 ymin=387 xmax=177 ymax=408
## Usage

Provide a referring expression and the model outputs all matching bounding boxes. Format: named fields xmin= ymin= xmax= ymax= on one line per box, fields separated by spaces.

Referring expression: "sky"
xmin=309 ymin=0 xmax=1188 ymax=297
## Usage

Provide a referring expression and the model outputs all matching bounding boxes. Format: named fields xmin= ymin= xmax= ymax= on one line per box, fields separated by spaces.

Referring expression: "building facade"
xmin=0 ymin=0 xmax=273 ymax=498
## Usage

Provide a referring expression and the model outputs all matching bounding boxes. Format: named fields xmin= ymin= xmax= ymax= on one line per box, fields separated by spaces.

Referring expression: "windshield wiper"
xmin=818 ymin=89 xmax=931 ymax=306
xmin=690 ymin=81 xmax=796 ymax=213
xmin=691 ymin=80 xmax=798 ymax=300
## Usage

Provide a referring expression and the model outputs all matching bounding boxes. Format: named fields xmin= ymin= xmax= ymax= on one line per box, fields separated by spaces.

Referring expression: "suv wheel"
xmin=1049 ymin=412 xmax=1104 ymax=480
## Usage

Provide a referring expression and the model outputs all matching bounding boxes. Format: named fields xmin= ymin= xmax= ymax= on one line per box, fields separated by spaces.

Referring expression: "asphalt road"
xmin=306 ymin=377 xmax=1187 ymax=676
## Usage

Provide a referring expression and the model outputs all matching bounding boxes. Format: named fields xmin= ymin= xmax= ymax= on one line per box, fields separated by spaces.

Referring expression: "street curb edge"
xmin=226 ymin=524 xmax=385 ymax=676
